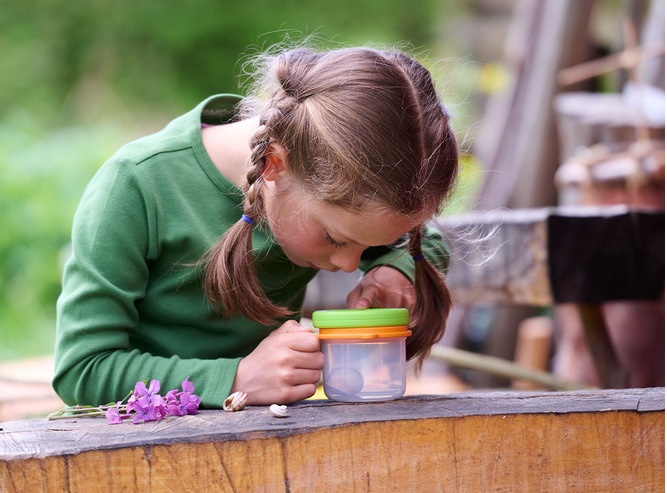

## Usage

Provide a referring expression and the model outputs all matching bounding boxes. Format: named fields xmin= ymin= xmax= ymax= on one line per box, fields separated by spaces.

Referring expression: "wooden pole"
xmin=429 ymin=345 xmax=592 ymax=391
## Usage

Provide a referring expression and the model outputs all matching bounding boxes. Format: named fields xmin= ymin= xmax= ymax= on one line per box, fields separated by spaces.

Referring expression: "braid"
xmin=203 ymin=106 xmax=296 ymax=325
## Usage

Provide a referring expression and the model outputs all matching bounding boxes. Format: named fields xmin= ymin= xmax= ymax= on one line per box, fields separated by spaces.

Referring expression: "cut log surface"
xmin=1 ymin=388 xmax=663 ymax=492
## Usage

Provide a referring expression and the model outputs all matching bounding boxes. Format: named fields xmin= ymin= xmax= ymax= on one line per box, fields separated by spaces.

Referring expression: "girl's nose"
xmin=330 ymin=249 xmax=363 ymax=273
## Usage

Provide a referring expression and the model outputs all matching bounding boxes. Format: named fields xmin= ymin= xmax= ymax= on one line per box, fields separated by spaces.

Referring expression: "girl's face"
xmin=264 ymin=181 xmax=421 ymax=273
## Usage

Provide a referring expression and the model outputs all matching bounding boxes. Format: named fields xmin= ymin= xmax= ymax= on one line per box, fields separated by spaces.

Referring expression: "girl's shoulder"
xmin=112 ymin=94 xmax=245 ymax=170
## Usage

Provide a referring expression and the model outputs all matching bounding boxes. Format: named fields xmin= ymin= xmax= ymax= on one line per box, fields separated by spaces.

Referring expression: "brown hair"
xmin=204 ymin=46 xmax=459 ymax=368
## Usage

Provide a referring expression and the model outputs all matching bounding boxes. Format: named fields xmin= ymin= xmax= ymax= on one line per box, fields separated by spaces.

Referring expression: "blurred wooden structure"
xmin=1 ymin=388 xmax=663 ymax=492
xmin=448 ymin=0 xmax=665 ymax=387
xmin=436 ymin=205 xmax=664 ymax=388
xmin=550 ymin=0 xmax=664 ymax=389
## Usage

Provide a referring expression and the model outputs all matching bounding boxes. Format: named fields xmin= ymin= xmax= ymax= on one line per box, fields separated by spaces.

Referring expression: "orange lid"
xmin=318 ymin=325 xmax=412 ymax=340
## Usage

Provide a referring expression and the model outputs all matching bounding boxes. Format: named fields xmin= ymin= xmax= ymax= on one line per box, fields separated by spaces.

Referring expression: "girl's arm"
xmin=53 ymin=158 xmax=243 ymax=408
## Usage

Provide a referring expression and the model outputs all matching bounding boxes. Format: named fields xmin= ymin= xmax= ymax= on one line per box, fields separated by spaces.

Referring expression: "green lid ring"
xmin=312 ymin=308 xmax=409 ymax=328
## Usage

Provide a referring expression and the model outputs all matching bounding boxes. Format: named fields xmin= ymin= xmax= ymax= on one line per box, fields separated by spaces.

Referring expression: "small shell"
xmin=223 ymin=391 xmax=248 ymax=412
xmin=269 ymin=404 xmax=288 ymax=418
xmin=325 ymin=367 xmax=364 ymax=398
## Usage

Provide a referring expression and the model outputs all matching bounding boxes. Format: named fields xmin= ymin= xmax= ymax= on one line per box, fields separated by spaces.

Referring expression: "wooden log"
xmin=0 ymin=388 xmax=663 ymax=492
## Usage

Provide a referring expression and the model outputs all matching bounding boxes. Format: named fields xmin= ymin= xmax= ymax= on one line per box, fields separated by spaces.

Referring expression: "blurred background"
xmin=0 ymin=0 xmax=476 ymax=361
xmin=0 ymin=0 xmax=663 ymax=417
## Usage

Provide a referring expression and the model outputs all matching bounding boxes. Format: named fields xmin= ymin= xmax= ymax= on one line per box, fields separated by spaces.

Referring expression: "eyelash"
xmin=325 ymin=234 xmax=346 ymax=249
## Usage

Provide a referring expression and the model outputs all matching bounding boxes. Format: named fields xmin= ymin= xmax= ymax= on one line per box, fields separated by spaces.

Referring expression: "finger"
xmin=285 ymin=323 xmax=315 ymax=334
xmin=352 ymin=297 xmax=372 ymax=309
xmin=283 ymin=382 xmax=318 ymax=403
xmin=347 ymin=284 xmax=381 ymax=309
xmin=285 ymin=332 xmax=322 ymax=353
xmin=290 ymin=349 xmax=325 ymax=370
xmin=270 ymin=320 xmax=310 ymax=336
xmin=285 ymin=368 xmax=322 ymax=386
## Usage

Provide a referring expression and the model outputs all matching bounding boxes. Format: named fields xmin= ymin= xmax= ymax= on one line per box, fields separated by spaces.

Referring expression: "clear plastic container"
xmin=313 ymin=308 xmax=411 ymax=402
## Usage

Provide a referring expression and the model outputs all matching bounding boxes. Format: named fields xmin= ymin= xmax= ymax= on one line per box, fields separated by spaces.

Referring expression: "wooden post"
xmin=512 ymin=316 xmax=554 ymax=389
xmin=1 ymin=388 xmax=663 ymax=492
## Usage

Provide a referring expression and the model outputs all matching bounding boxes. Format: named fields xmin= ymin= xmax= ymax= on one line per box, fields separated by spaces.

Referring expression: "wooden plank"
xmin=439 ymin=207 xmax=552 ymax=306
xmin=1 ymin=388 xmax=663 ymax=492
xmin=512 ymin=316 xmax=553 ymax=390
xmin=438 ymin=205 xmax=664 ymax=306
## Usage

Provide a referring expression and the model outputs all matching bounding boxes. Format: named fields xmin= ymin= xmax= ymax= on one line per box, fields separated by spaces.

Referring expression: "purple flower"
xmin=165 ymin=389 xmax=184 ymax=416
xmin=165 ymin=377 xmax=201 ymax=416
xmin=132 ymin=404 xmax=155 ymax=423
xmin=106 ymin=401 xmax=124 ymax=425
xmin=127 ymin=380 xmax=169 ymax=424
xmin=105 ymin=377 xmax=200 ymax=425
xmin=175 ymin=391 xmax=201 ymax=416
xmin=136 ymin=379 xmax=161 ymax=403
xmin=132 ymin=394 xmax=169 ymax=424
xmin=127 ymin=379 xmax=161 ymax=414
xmin=181 ymin=377 xmax=195 ymax=394
xmin=153 ymin=394 xmax=168 ymax=419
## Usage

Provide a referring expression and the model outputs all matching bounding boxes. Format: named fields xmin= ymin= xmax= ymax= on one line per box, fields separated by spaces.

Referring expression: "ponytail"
xmin=406 ymin=225 xmax=452 ymax=371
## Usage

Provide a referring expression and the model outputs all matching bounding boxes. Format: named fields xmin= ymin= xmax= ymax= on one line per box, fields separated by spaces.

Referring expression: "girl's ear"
xmin=262 ymin=142 xmax=288 ymax=181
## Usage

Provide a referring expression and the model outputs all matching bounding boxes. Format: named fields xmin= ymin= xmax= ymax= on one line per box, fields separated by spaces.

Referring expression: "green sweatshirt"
xmin=53 ymin=94 xmax=449 ymax=408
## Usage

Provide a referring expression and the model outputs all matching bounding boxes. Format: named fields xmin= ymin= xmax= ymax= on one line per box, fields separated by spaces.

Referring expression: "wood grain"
xmin=1 ymin=388 xmax=663 ymax=492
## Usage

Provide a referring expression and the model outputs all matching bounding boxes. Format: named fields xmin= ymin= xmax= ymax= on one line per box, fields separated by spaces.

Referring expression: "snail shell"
xmin=223 ymin=391 xmax=248 ymax=412
xmin=326 ymin=367 xmax=364 ymax=397
xmin=269 ymin=404 xmax=288 ymax=418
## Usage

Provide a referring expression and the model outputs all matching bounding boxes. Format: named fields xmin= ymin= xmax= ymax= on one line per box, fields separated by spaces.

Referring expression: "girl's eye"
xmin=325 ymin=233 xmax=346 ymax=249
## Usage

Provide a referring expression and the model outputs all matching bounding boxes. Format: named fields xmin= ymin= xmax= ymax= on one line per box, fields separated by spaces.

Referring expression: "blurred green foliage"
xmin=0 ymin=0 xmax=473 ymax=360
xmin=1 ymin=0 xmax=452 ymax=123
xmin=0 ymin=117 xmax=129 ymax=359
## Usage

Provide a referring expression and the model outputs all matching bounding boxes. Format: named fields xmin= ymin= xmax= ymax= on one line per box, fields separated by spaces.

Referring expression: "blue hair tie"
xmin=412 ymin=253 xmax=425 ymax=262
xmin=241 ymin=214 xmax=255 ymax=225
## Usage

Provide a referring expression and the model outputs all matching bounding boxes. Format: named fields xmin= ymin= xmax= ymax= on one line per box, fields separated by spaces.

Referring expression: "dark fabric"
xmin=547 ymin=211 xmax=665 ymax=303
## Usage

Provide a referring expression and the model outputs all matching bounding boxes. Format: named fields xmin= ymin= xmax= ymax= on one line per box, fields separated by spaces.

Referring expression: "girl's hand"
xmin=346 ymin=266 xmax=416 ymax=311
xmin=231 ymin=320 xmax=323 ymax=405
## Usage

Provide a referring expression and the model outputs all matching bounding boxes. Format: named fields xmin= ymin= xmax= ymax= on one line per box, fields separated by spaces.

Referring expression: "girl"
xmin=53 ymin=46 xmax=459 ymax=407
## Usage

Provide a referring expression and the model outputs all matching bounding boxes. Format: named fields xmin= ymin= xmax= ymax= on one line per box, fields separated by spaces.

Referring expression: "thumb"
xmin=272 ymin=320 xmax=313 ymax=335
xmin=351 ymin=296 xmax=372 ymax=309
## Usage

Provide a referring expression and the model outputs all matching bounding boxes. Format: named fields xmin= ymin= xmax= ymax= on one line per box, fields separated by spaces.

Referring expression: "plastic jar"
xmin=313 ymin=308 xmax=411 ymax=402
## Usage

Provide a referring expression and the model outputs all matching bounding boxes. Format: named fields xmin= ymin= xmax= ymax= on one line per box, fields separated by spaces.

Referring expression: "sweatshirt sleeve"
xmin=358 ymin=223 xmax=450 ymax=281
xmin=53 ymin=159 xmax=238 ymax=408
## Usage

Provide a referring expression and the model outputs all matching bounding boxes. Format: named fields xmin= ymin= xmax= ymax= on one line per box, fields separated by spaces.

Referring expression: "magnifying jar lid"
xmin=312 ymin=308 xmax=409 ymax=328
